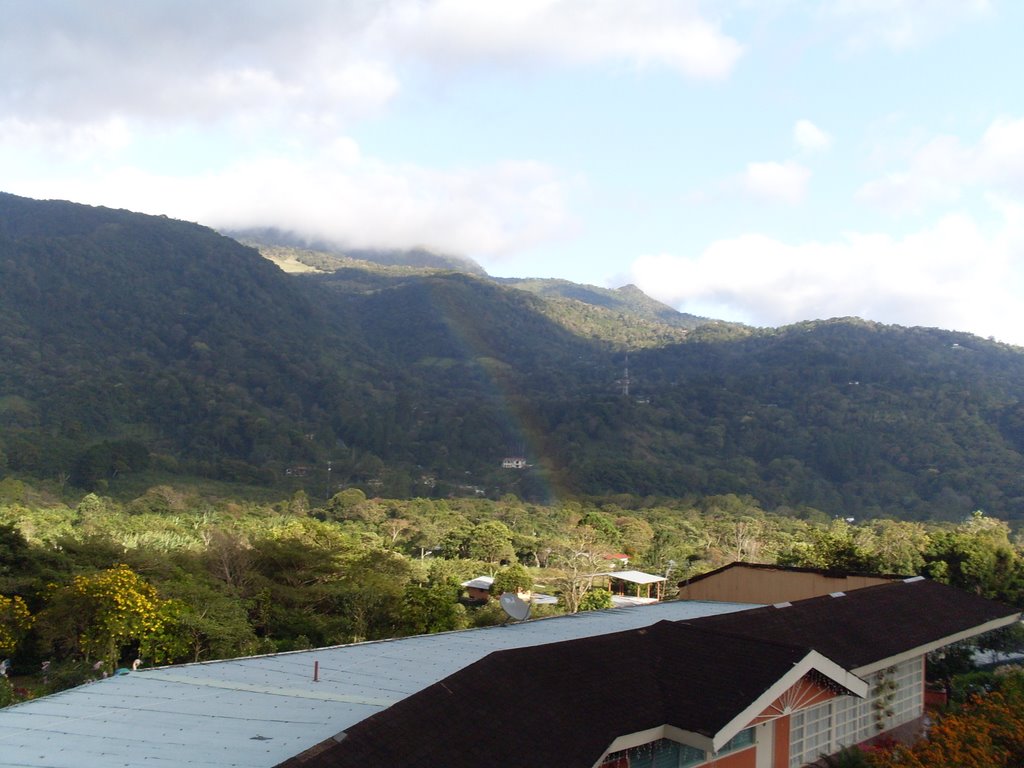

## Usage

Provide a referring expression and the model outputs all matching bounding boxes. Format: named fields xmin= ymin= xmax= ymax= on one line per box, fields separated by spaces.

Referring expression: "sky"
xmin=4 ymin=0 xmax=1024 ymax=344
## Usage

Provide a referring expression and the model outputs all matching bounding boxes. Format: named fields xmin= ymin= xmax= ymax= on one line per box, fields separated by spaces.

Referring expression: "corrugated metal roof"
xmin=603 ymin=569 xmax=667 ymax=584
xmin=0 ymin=600 xmax=753 ymax=768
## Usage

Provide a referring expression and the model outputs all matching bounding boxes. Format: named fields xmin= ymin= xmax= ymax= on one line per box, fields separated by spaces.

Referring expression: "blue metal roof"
xmin=0 ymin=600 xmax=753 ymax=768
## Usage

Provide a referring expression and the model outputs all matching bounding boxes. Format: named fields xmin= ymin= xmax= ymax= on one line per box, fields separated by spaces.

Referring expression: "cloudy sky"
xmin=4 ymin=1 xmax=1024 ymax=343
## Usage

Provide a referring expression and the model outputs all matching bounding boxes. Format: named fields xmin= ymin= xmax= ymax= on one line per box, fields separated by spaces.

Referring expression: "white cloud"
xmin=858 ymin=117 xmax=1024 ymax=214
xmin=742 ymin=161 xmax=811 ymax=205
xmin=976 ymin=116 xmax=1024 ymax=184
xmin=387 ymin=0 xmax=744 ymax=80
xmin=0 ymin=116 xmax=134 ymax=159
xmin=0 ymin=0 xmax=740 ymax=262
xmin=628 ymin=205 xmax=1024 ymax=344
xmin=0 ymin=0 xmax=741 ymax=143
xmin=855 ymin=171 xmax=962 ymax=216
xmin=793 ymin=119 xmax=832 ymax=152
xmin=8 ymin=146 xmax=576 ymax=260
xmin=827 ymin=0 xmax=992 ymax=50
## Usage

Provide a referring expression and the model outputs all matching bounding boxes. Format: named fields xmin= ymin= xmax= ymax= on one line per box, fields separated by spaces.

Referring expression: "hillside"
xmin=496 ymin=277 xmax=709 ymax=330
xmin=0 ymin=193 xmax=358 ymax=486
xmin=3 ymin=193 xmax=1024 ymax=520
xmin=246 ymin=241 xmax=715 ymax=349
xmin=227 ymin=227 xmax=488 ymax=275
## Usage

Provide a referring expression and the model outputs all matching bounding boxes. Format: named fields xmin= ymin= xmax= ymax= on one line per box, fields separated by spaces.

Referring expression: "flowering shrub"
xmin=39 ymin=565 xmax=167 ymax=669
xmin=869 ymin=671 xmax=1024 ymax=768
xmin=0 ymin=594 xmax=33 ymax=656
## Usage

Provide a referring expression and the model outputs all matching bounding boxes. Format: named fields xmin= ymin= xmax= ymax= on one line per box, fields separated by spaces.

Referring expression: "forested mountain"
xmin=227 ymin=227 xmax=487 ymax=275
xmin=3 ymin=192 xmax=1024 ymax=521
xmin=495 ymin=277 xmax=709 ymax=331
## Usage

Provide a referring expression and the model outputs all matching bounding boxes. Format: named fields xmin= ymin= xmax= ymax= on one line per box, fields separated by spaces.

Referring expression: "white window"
xmin=788 ymin=658 xmax=924 ymax=767
xmin=600 ymin=729 xmax=755 ymax=768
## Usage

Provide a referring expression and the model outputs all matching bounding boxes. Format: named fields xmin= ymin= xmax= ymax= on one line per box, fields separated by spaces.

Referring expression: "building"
xmin=0 ymin=578 xmax=1017 ymax=768
xmin=0 ymin=600 xmax=752 ymax=768
xmin=285 ymin=578 xmax=1018 ymax=768
xmin=604 ymin=553 xmax=631 ymax=569
xmin=460 ymin=575 xmax=494 ymax=602
xmin=677 ymin=561 xmax=903 ymax=604
xmin=602 ymin=569 xmax=669 ymax=605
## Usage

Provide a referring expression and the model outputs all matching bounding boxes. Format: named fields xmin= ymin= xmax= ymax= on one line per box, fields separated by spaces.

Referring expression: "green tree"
xmin=468 ymin=521 xmax=515 ymax=569
xmin=492 ymin=563 xmax=533 ymax=595
xmin=864 ymin=519 xmax=928 ymax=576
xmin=926 ymin=512 xmax=1024 ymax=604
xmin=550 ymin=526 xmax=609 ymax=613
xmin=36 ymin=565 xmax=168 ymax=669
xmin=288 ymin=489 xmax=310 ymax=517
xmin=579 ymin=511 xmax=621 ymax=547
xmin=615 ymin=516 xmax=654 ymax=559
xmin=778 ymin=519 xmax=879 ymax=573
xmin=332 ymin=549 xmax=416 ymax=642
xmin=322 ymin=488 xmax=369 ymax=522
xmin=144 ymin=578 xmax=259 ymax=663
xmin=401 ymin=581 xmax=466 ymax=635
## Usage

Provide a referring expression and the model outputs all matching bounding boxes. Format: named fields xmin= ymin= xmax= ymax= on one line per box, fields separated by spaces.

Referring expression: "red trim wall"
xmin=704 ymin=745 xmax=756 ymax=768
xmin=773 ymin=716 xmax=790 ymax=768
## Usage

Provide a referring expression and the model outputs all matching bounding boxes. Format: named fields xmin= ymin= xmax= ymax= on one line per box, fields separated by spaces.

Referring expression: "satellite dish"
xmin=499 ymin=592 xmax=531 ymax=622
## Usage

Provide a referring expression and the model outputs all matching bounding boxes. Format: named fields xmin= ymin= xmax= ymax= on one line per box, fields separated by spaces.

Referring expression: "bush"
xmin=578 ymin=588 xmax=613 ymax=612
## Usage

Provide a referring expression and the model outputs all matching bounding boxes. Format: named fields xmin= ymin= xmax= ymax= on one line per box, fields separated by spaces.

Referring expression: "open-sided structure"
xmin=603 ymin=568 xmax=669 ymax=605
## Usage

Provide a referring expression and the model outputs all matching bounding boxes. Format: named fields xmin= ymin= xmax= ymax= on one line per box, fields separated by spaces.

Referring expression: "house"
xmin=501 ymin=457 xmax=527 ymax=469
xmin=462 ymin=575 xmax=556 ymax=606
xmin=283 ymin=578 xmax=1018 ymax=768
xmin=0 ymin=578 xmax=1017 ymax=768
xmin=603 ymin=553 xmax=630 ymax=569
xmin=677 ymin=561 xmax=904 ymax=604
xmin=0 ymin=600 xmax=753 ymax=768
xmin=461 ymin=575 xmax=494 ymax=602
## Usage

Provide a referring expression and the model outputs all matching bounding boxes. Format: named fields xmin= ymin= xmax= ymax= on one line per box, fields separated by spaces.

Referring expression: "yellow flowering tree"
xmin=0 ymin=594 xmax=33 ymax=656
xmin=38 ymin=565 xmax=167 ymax=668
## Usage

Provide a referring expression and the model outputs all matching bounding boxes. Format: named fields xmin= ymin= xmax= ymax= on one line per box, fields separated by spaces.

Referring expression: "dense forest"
xmin=3 ymin=478 xmax=1024 ymax=706
xmin=3 ymin=192 xmax=1024 ymax=523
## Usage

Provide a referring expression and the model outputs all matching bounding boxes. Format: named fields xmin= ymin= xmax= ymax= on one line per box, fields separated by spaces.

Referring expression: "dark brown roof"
xmin=279 ymin=579 xmax=1019 ymax=768
xmin=679 ymin=560 xmax=907 ymax=588
xmin=280 ymin=621 xmax=819 ymax=768
xmin=686 ymin=577 xmax=1018 ymax=670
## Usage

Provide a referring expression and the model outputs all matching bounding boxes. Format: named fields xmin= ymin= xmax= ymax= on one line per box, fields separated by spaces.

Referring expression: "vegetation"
xmin=7 ymin=192 xmax=1024 ymax=764
xmin=867 ymin=669 xmax=1024 ymax=768
xmin=2 ymin=479 xmax=1024 ymax=706
xmin=3 ymin=193 xmax=1024 ymax=521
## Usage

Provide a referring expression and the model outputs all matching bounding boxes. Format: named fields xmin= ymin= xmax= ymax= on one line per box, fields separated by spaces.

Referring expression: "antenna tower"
xmin=619 ymin=352 xmax=631 ymax=397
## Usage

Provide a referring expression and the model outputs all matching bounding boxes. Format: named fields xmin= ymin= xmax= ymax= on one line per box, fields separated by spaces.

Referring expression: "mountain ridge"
xmin=3 ymin=192 xmax=1024 ymax=520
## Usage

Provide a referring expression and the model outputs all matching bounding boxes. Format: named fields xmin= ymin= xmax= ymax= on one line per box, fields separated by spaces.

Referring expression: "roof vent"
xmin=829 ymin=591 xmax=846 ymax=598
xmin=903 ymin=575 xmax=925 ymax=583
xmin=772 ymin=602 xmax=792 ymax=609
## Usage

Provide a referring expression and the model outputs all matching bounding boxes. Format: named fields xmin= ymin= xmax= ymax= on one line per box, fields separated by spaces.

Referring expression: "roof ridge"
xmin=671 ymin=619 xmax=816 ymax=655
xmin=680 ymin=560 xmax=910 ymax=587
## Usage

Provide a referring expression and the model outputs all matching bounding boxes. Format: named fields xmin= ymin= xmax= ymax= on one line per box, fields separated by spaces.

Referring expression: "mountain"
xmin=0 ymin=193 xmax=360 ymax=486
xmin=226 ymin=227 xmax=488 ymax=275
xmin=495 ymin=277 xmax=708 ymax=330
xmin=242 ymin=241 xmax=722 ymax=349
xmin=3 ymin=192 xmax=1024 ymax=521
